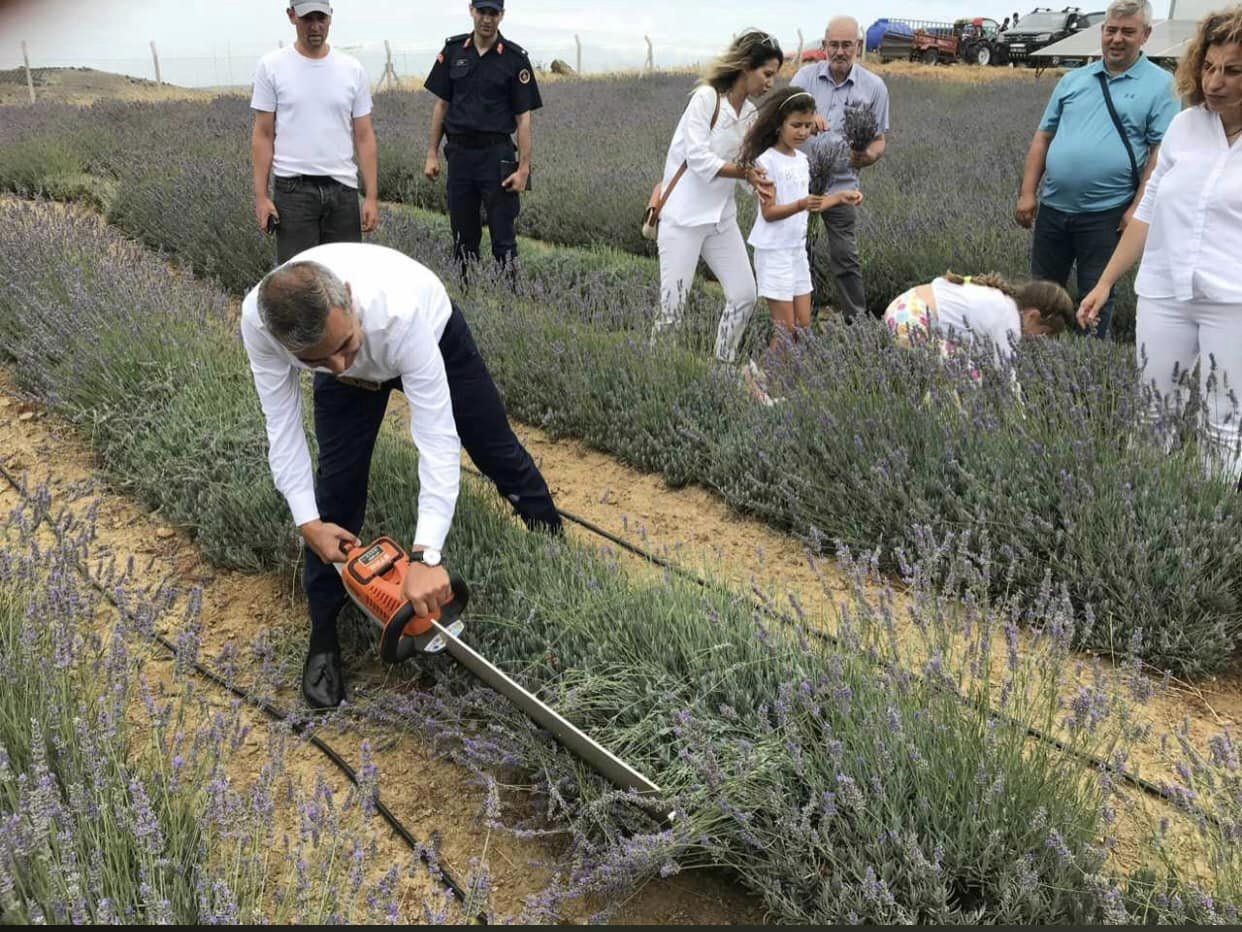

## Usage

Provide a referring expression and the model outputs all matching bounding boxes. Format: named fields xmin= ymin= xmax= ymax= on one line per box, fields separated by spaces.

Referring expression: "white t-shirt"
xmin=251 ymin=47 xmax=373 ymax=189
xmin=930 ymin=277 xmax=1021 ymax=365
xmin=747 ymin=147 xmax=810 ymax=251
xmin=240 ymin=243 xmax=459 ymax=550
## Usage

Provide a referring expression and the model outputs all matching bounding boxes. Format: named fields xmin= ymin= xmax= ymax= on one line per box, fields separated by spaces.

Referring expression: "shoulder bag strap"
xmin=1096 ymin=72 xmax=1141 ymax=193
xmin=656 ymin=93 xmax=724 ymax=216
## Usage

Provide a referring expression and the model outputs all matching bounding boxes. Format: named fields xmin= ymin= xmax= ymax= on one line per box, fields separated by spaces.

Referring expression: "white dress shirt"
xmin=1135 ymin=105 xmax=1242 ymax=304
xmin=931 ymin=278 xmax=1021 ymax=366
xmin=240 ymin=243 xmax=460 ymax=551
xmin=659 ymin=85 xmax=757 ymax=228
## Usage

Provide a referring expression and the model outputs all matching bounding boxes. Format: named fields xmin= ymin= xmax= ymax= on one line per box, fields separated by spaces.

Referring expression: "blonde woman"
xmin=1080 ymin=7 xmax=1242 ymax=481
xmin=651 ymin=29 xmax=784 ymax=365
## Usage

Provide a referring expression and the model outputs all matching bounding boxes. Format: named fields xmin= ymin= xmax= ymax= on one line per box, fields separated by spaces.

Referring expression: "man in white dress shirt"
xmin=241 ymin=242 xmax=561 ymax=708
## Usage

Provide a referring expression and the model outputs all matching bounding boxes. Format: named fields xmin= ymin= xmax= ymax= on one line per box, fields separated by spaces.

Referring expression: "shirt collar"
xmin=817 ymin=60 xmax=858 ymax=88
xmin=1090 ymin=52 xmax=1146 ymax=80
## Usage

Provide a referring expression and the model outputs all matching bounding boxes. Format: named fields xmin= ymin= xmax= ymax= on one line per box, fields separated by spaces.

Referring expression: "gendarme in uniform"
xmin=425 ymin=0 xmax=541 ymax=269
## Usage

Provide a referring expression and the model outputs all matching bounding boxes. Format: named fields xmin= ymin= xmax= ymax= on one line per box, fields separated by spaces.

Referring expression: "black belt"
xmin=445 ymin=131 xmax=512 ymax=149
xmin=278 ymin=174 xmax=342 ymax=184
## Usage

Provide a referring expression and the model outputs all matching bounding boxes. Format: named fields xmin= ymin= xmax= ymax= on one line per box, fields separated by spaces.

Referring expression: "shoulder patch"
xmin=518 ymin=68 xmax=531 ymax=84
xmin=504 ymin=39 xmax=528 ymax=57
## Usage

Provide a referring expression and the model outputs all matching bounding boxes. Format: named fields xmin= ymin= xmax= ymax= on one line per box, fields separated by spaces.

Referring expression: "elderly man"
xmin=1015 ymin=0 xmax=1178 ymax=338
xmin=791 ymin=16 xmax=890 ymax=322
xmin=241 ymin=243 xmax=562 ymax=709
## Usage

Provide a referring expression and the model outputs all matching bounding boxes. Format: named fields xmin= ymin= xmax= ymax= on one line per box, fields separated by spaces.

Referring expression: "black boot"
xmin=301 ymin=649 xmax=345 ymax=709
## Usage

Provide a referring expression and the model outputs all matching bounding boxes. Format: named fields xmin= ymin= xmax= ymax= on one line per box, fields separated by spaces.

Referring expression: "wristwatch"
xmin=411 ymin=548 xmax=442 ymax=568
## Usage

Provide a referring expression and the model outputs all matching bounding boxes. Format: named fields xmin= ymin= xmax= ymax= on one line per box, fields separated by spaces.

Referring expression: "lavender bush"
xmin=0 ymin=495 xmax=441 ymax=923
xmin=2 ymin=198 xmax=1221 ymax=923
xmin=0 ymin=99 xmax=1232 ymax=676
xmin=0 ymin=73 xmax=1140 ymax=332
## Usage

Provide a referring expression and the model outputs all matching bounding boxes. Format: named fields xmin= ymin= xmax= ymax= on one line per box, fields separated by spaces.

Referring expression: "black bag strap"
xmin=1096 ymin=71 xmax=1140 ymax=193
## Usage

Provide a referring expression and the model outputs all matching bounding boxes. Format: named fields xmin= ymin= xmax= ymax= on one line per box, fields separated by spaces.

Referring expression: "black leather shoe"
xmin=302 ymin=650 xmax=345 ymax=709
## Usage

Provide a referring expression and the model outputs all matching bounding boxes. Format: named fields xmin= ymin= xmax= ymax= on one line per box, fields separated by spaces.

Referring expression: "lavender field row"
xmin=0 ymin=73 xmax=1141 ymax=331
xmin=5 ymin=198 xmax=1225 ymax=923
xmin=0 ymin=97 xmax=1232 ymax=678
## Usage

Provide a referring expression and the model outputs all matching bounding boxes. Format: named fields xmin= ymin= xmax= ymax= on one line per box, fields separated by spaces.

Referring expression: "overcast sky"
xmin=1 ymin=0 xmax=1183 ymax=87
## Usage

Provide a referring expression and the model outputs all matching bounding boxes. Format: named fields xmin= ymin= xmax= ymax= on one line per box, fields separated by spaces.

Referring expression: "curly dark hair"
xmin=1176 ymin=7 xmax=1242 ymax=106
xmin=738 ymin=87 xmax=817 ymax=167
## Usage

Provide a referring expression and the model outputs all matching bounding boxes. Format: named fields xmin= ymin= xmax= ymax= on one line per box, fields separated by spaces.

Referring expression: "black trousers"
xmin=1030 ymin=202 xmax=1127 ymax=340
xmin=444 ymin=141 xmax=520 ymax=269
xmin=302 ymin=302 xmax=561 ymax=633
xmin=273 ymin=175 xmax=362 ymax=264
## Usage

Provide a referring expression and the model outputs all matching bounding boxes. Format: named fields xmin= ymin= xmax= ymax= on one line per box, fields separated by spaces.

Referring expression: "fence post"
xmin=644 ymin=35 xmax=653 ymax=73
xmin=575 ymin=34 xmax=581 ymax=74
xmin=150 ymin=40 xmax=162 ymax=85
xmin=794 ymin=29 xmax=804 ymax=70
xmin=21 ymin=40 xmax=35 ymax=103
xmin=375 ymin=39 xmax=400 ymax=92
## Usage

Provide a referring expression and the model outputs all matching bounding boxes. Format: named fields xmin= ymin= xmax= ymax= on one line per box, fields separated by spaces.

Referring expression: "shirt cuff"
xmin=413 ymin=512 xmax=452 ymax=552
xmin=288 ymin=491 xmax=320 ymax=528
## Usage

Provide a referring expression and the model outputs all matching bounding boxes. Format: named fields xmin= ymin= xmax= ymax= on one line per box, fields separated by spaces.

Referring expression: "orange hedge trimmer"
xmin=335 ymin=537 xmax=665 ymax=804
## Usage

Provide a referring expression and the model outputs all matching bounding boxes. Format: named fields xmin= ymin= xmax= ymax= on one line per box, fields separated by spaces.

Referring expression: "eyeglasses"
xmin=825 ymin=41 xmax=858 ymax=51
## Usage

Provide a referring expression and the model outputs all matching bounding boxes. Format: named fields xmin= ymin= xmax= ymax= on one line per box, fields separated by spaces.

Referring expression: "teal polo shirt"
xmin=1039 ymin=55 xmax=1179 ymax=214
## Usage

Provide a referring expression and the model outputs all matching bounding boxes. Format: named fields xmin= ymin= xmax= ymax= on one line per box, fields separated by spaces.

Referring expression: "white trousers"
xmin=1136 ymin=295 xmax=1242 ymax=483
xmin=653 ymin=218 xmax=757 ymax=364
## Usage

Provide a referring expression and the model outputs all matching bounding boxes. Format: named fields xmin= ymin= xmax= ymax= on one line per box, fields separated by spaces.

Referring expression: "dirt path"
xmin=507 ymin=420 xmax=1241 ymax=877
xmin=0 ymin=380 xmax=763 ymax=925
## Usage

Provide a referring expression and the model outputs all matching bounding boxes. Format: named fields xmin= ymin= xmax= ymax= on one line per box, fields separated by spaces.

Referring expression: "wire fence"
xmin=4 ymin=33 xmax=748 ymax=96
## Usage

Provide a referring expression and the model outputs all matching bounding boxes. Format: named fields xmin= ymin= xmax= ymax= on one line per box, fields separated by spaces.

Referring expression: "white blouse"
xmin=1134 ymin=105 xmax=1242 ymax=304
xmin=659 ymin=85 xmax=757 ymax=228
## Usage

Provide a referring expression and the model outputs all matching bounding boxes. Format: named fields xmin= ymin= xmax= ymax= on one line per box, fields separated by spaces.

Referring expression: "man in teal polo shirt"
xmin=1014 ymin=0 xmax=1178 ymax=338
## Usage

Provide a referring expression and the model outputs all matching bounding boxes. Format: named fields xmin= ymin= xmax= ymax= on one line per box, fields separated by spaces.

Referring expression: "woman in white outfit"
xmin=1079 ymin=9 xmax=1242 ymax=482
xmin=651 ymin=29 xmax=784 ymax=364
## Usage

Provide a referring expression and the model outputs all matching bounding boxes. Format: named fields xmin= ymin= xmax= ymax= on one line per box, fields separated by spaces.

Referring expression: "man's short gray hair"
xmin=1106 ymin=0 xmax=1153 ymax=26
xmin=257 ymin=261 xmax=350 ymax=353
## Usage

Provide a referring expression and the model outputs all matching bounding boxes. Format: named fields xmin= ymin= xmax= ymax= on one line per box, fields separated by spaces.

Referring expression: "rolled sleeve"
xmin=684 ymin=87 xmax=726 ymax=183
xmin=391 ymin=321 xmax=461 ymax=551
xmin=250 ymin=59 xmax=276 ymax=112
xmin=241 ymin=312 xmax=319 ymax=527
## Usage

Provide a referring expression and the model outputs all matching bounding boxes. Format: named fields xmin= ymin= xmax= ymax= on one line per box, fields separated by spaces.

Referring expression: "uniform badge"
xmin=518 ymin=68 xmax=531 ymax=84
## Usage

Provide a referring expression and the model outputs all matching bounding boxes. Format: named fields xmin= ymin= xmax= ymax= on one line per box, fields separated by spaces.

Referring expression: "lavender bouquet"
xmin=844 ymin=103 xmax=880 ymax=153
xmin=807 ymin=134 xmax=851 ymax=195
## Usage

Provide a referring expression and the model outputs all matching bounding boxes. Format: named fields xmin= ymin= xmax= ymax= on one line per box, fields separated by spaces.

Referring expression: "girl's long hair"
xmin=944 ymin=271 xmax=1075 ymax=335
xmin=739 ymin=87 xmax=817 ymax=167
xmin=700 ymin=29 xmax=785 ymax=94
xmin=1176 ymin=7 xmax=1242 ymax=105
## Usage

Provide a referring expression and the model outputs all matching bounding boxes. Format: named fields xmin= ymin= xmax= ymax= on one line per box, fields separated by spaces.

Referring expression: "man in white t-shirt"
xmin=251 ymin=1 xmax=379 ymax=263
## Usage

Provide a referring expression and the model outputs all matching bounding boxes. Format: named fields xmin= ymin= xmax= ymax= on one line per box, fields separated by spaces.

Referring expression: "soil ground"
xmin=0 ymin=378 xmax=763 ymax=925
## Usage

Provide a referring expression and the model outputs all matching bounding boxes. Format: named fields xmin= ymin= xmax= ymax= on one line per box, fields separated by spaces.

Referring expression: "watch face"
xmin=420 ymin=548 xmax=442 ymax=567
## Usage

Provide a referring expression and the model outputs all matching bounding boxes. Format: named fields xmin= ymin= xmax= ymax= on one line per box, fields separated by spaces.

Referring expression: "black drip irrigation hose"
xmin=0 ymin=461 xmax=484 ymax=923
xmin=463 ymin=466 xmax=1223 ymax=830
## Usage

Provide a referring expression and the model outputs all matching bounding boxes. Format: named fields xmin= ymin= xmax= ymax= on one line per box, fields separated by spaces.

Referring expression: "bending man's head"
xmin=258 ymin=261 xmax=361 ymax=373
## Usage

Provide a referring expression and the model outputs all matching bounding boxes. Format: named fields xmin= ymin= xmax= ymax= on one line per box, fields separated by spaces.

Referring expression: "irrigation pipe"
xmin=0 ymin=459 xmax=485 ymax=923
xmin=462 ymin=466 xmax=1222 ymax=830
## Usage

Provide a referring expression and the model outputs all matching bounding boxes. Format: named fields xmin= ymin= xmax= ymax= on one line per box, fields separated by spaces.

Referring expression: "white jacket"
xmin=659 ymin=85 xmax=757 ymax=228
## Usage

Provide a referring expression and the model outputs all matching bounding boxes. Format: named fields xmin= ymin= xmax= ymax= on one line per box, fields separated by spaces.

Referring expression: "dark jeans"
xmin=302 ymin=302 xmax=561 ymax=634
xmin=444 ymin=141 xmax=520 ymax=270
xmin=1030 ymin=202 xmax=1127 ymax=339
xmin=809 ymin=203 xmax=869 ymax=322
xmin=272 ymin=175 xmax=362 ymax=264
